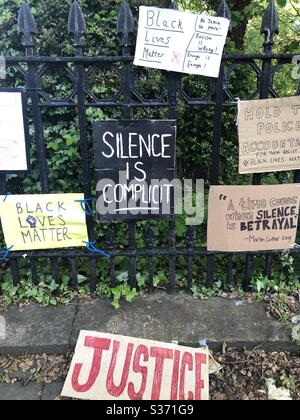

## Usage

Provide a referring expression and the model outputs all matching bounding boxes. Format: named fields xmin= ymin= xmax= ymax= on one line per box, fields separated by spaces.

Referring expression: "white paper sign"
xmin=0 ymin=91 xmax=28 ymax=172
xmin=134 ymin=6 xmax=230 ymax=78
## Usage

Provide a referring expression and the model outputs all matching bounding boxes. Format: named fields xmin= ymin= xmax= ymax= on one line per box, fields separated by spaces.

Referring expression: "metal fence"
xmin=0 ymin=0 xmax=299 ymax=293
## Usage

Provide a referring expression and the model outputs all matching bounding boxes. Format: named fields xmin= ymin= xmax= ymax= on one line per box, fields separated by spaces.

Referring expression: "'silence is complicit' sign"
xmin=93 ymin=120 xmax=176 ymax=221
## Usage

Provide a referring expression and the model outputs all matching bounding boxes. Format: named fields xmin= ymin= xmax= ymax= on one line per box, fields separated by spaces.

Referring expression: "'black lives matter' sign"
xmin=93 ymin=120 xmax=176 ymax=221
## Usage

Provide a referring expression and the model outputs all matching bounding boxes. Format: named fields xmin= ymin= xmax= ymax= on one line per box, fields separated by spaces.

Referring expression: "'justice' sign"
xmin=62 ymin=331 xmax=209 ymax=401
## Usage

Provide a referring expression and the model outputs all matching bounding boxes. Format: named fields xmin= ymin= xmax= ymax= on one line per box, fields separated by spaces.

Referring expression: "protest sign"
xmin=62 ymin=331 xmax=209 ymax=401
xmin=134 ymin=6 xmax=230 ymax=78
xmin=93 ymin=120 xmax=176 ymax=221
xmin=238 ymin=96 xmax=300 ymax=174
xmin=207 ymin=184 xmax=300 ymax=252
xmin=0 ymin=194 xmax=89 ymax=251
xmin=0 ymin=88 xmax=30 ymax=173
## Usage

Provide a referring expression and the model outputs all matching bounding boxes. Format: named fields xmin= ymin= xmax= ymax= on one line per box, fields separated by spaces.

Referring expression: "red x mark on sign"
xmin=172 ymin=51 xmax=180 ymax=64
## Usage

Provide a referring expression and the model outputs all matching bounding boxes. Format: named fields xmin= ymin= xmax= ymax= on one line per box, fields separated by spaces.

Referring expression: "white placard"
xmin=134 ymin=6 xmax=230 ymax=78
xmin=0 ymin=91 xmax=28 ymax=172
xmin=62 ymin=331 xmax=209 ymax=401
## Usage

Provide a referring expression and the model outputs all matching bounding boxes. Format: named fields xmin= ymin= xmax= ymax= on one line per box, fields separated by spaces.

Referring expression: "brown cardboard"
xmin=238 ymin=96 xmax=300 ymax=174
xmin=207 ymin=184 xmax=300 ymax=252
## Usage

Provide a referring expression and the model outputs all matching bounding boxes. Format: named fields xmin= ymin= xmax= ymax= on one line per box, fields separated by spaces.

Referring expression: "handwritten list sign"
xmin=0 ymin=89 xmax=30 ymax=173
xmin=238 ymin=96 xmax=300 ymax=174
xmin=207 ymin=185 xmax=300 ymax=252
xmin=134 ymin=7 xmax=230 ymax=78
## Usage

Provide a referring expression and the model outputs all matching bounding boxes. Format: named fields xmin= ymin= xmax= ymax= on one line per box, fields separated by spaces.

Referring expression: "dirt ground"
xmin=0 ymin=347 xmax=299 ymax=400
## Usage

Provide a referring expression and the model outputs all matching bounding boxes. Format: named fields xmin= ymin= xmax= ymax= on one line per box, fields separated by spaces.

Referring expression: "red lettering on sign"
xmin=195 ymin=353 xmax=207 ymax=400
xmin=71 ymin=336 xmax=111 ymax=393
xmin=170 ymin=349 xmax=180 ymax=400
xmin=179 ymin=351 xmax=194 ymax=400
xmin=128 ymin=345 xmax=149 ymax=400
xmin=150 ymin=347 xmax=173 ymax=400
xmin=106 ymin=340 xmax=134 ymax=397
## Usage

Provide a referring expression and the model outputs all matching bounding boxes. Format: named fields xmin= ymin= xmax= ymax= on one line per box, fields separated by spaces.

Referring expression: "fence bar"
xmin=226 ymin=255 xmax=233 ymax=285
xmin=265 ymin=254 xmax=273 ymax=278
xmin=50 ymin=257 xmax=59 ymax=283
xmin=252 ymin=1 xmax=279 ymax=282
xmin=146 ymin=227 xmax=154 ymax=292
xmin=206 ymin=256 xmax=215 ymax=287
xmin=244 ymin=255 xmax=253 ymax=290
xmin=107 ymin=228 xmax=116 ymax=288
xmin=89 ymin=257 xmax=97 ymax=293
xmin=30 ymin=258 xmax=39 ymax=285
xmin=69 ymin=4 xmax=98 ymax=289
xmin=10 ymin=259 xmax=20 ymax=286
xmin=128 ymin=222 xmax=137 ymax=289
xmin=119 ymin=3 xmax=137 ymax=290
xmin=70 ymin=257 xmax=78 ymax=288
xmin=186 ymin=226 xmax=195 ymax=289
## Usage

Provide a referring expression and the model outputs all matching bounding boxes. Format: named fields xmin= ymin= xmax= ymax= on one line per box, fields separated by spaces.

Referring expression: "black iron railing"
xmin=0 ymin=0 xmax=299 ymax=293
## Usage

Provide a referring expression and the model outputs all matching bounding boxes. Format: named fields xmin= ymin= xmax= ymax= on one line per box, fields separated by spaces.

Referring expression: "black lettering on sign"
xmin=93 ymin=120 xmax=177 ymax=221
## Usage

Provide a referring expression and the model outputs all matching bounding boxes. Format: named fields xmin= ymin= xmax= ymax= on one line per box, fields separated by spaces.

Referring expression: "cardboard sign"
xmin=0 ymin=89 xmax=30 ymax=173
xmin=0 ymin=194 xmax=89 ymax=251
xmin=93 ymin=120 xmax=176 ymax=221
xmin=207 ymin=184 xmax=300 ymax=252
xmin=62 ymin=331 xmax=209 ymax=401
xmin=134 ymin=6 xmax=230 ymax=78
xmin=238 ymin=96 xmax=300 ymax=174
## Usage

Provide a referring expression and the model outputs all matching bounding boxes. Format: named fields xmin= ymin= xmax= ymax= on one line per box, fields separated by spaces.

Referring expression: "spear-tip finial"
xmin=18 ymin=2 xmax=38 ymax=45
xmin=261 ymin=0 xmax=279 ymax=44
xmin=117 ymin=1 xmax=134 ymax=46
xmin=68 ymin=0 xmax=87 ymax=42
xmin=169 ymin=1 xmax=179 ymax=10
xmin=217 ymin=0 xmax=232 ymax=32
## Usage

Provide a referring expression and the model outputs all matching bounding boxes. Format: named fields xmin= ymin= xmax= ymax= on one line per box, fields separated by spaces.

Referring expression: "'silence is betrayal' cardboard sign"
xmin=207 ymin=184 xmax=300 ymax=252
xmin=238 ymin=96 xmax=300 ymax=174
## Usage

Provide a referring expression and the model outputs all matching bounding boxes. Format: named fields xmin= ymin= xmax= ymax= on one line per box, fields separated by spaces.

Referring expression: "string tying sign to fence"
xmin=83 ymin=241 xmax=111 ymax=258
xmin=75 ymin=198 xmax=95 ymax=217
xmin=3 ymin=192 xmax=12 ymax=202
xmin=0 ymin=245 xmax=14 ymax=261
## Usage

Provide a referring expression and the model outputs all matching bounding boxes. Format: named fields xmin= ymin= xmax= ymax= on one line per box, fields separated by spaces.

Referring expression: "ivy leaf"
xmin=276 ymin=0 xmax=287 ymax=7
xmin=111 ymin=300 xmax=120 ymax=310
xmin=125 ymin=288 xmax=139 ymax=303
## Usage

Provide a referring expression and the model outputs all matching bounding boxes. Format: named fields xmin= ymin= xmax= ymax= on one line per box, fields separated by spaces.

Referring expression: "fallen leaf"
xmin=264 ymin=378 xmax=292 ymax=401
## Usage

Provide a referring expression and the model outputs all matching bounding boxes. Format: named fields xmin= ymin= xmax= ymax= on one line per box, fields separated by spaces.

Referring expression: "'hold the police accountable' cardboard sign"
xmin=134 ymin=6 xmax=230 ymax=78
xmin=93 ymin=120 xmax=176 ymax=221
xmin=238 ymin=96 xmax=300 ymax=174
xmin=62 ymin=331 xmax=209 ymax=401
xmin=0 ymin=194 xmax=88 ymax=251
xmin=207 ymin=184 xmax=300 ymax=252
